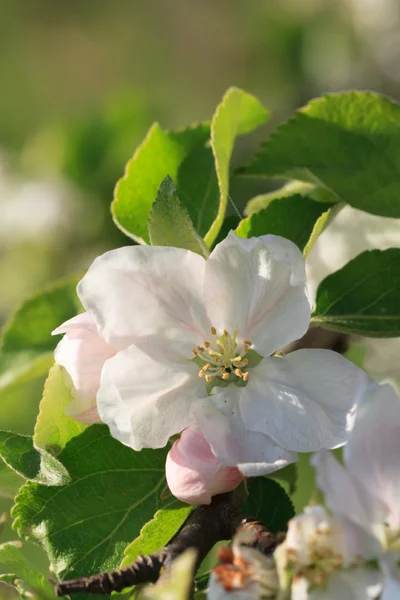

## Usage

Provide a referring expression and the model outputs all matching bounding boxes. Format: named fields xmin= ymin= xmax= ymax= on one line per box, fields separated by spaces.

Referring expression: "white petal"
xmin=97 ymin=344 xmax=202 ymax=450
xmin=78 ymin=246 xmax=210 ymax=355
xmin=54 ymin=312 xmax=115 ymax=401
xmin=306 ymin=568 xmax=382 ymax=600
xmin=345 ymin=382 xmax=400 ymax=534
xmin=204 ymin=232 xmax=310 ymax=356
xmin=381 ymin=552 xmax=400 ymax=600
xmin=191 ymin=386 xmax=298 ymax=476
xmin=52 ymin=311 xmax=97 ymax=335
xmin=241 ymin=350 xmax=369 ymax=452
xmin=312 ymin=452 xmax=382 ymax=558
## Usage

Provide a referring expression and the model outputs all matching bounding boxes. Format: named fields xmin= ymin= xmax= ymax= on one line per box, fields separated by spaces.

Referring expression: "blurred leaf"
xmin=121 ymin=500 xmax=192 ymax=567
xmin=244 ymin=180 xmax=339 ymax=216
xmin=139 ymin=550 xmax=196 ymax=600
xmin=269 ymin=463 xmax=298 ymax=495
xmin=0 ymin=431 xmax=69 ymax=486
xmin=205 ymin=87 xmax=270 ymax=246
xmin=0 ymin=581 xmax=19 ymax=599
xmin=0 ymin=542 xmax=56 ymax=600
xmin=34 ymin=364 xmax=86 ymax=455
xmin=243 ymin=478 xmax=294 ymax=533
xmin=235 ymin=194 xmax=332 ymax=252
xmin=148 ymin=176 xmax=209 ymax=257
xmin=0 ymin=462 xmax=22 ymax=500
xmin=243 ymin=91 xmax=400 ymax=217
xmin=0 ymin=277 xmax=81 ymax=394
xmin=112 ymin=122 xmax=210 ymax=244
xmin=312 ymin=249 xmax=400 ymax=336
xmin=13 ymin=425 xmax=173 ymax=600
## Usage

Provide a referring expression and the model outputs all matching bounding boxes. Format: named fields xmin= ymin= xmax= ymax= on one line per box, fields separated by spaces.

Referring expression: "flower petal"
xmin=166 ymin=426 xmax=243 ymax=505
xmin=54 ymin=312 xmax=115 ymax=402
xmin=78 ymin=246 xmax=210 ymax=355
xmin=312 ymin=451 xmax=382 ymax=558
xmin=380 ymin=551 xmax=400 ymax=600
xmin=345 ymin=382 xmax=400 ymax=534
xmin=204 ymin=232 xmax=310 ymax=356
xmin=241 ymin=350 xmax=369 ymax=452
xmin=97 ymin=344 xmax=202 ymax=451
xmin=191 ymin=386 xmax=297 ymax=477
xmin=306 ymin=568 xmax=382 ymax=600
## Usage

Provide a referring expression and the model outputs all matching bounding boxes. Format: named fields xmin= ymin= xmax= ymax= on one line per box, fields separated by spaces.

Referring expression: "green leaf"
xmin=148 ymin=176 xmax=209 ymax=257
xmin=121 ymin=500 xmax=192 ymax=567
xmin=244 ymin=181 xmax=339 ymax=217
xmin=243 ymin=91 xmax=400 ymax=218
xmin=112 ymin=122 xmax=210 ymax=244
xmin=243 ymin=477 xmax=294 ymax=533
xmin=0 ymin=431 xmax=69 ymax=486
xmin=205 ymin=87 xmax=270 ymax=246
xmin=269 ymin=463 xmax=298 ymax=495
xmin=235 ymin=194 xmax=333 ymax=252
xmin=0 ymin=277 xmax=81 ymax=394
xmin=0 ymin=461 xmax=22 ymax=500
xmin=33 ymin=364 xmax=86 ymax=456
xmin=312 ymin=249 xmax=400 ymax=336
xmin=12 ymin=425 xmax=173 ymax=599
xmin=0 ymin=542 xmax=56 ymax=599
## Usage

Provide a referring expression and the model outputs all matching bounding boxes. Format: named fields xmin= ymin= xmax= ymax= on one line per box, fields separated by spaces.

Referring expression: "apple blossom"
xmin=274 ymin=505 xmax=382 ymax=600
xmin=312 ymin=381 xmax=400 ymax=600
xmin=208 ymin=529 xmax=278 ymax=599
xmin=52 ymin=312 xmax=115 ymax=423
xmin=55 ymin=232 xmax=368 ymax=477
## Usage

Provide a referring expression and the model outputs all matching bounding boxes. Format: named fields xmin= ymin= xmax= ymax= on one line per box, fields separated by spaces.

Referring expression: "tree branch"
xmin=55 ymin=493 xmax=281 ymax=596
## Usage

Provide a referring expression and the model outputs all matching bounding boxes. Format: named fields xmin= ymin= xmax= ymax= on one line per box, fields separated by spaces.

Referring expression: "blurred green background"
xmin=1 ymin=0 xmax=400 ymax=587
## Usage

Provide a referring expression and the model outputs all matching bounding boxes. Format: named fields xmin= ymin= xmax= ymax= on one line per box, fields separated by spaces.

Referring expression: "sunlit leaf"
xmin=312 ymin=249 xmax=400 ymax=336
xmin=148 ymin=176 xmax=209 ymax=257
xmin=243 ymin=92 xmax=400 ymax=217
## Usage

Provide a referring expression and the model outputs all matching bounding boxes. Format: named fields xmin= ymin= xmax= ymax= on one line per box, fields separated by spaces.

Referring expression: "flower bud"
xmin=53 ymin=312 xmax=115 ymax=423
xmin=166 ymin=427 xmax=244 ymax=505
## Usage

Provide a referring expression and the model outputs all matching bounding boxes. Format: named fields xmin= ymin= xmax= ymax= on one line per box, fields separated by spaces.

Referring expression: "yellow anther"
xmin=244 ymin=340 xmax=252 ymax=346
xmin=222 ymin=372 xmax=230 ymax=380
xmin=205 ymin=374 xmax=212 ymax=383
xmin=235 ymin=368 xmax=244 ymax=378
xmin=223 ymin=330 xmax=229 ymax=337
xmin=199 ymin=370 xmax=204 ymax=378
xmin=213 ymin=356 xmax=219 ymax=363
xmin=203 ymin=363 xmax=211 ymax=371
xmin=243 ymin=372 xmax=249 ymax=382
xmin=192 ymin=349 xmax=198 ymax=356
xmin=204 ymin=341 xmax=211 ymax=348
xmin=198 ymin=346 xmax=205 ymax=352
xmin=211 ymin=327 xmax=217 ymax=335
xmin=232 ymin=356 xmax=242 ymax=365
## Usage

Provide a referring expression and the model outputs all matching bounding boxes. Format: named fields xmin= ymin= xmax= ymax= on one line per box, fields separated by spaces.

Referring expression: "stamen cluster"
xmin=192 ymin=328 xmax=252 ymax=384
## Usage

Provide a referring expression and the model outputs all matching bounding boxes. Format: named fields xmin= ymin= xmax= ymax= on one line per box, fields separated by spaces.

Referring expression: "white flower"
xmin=69 ymin=232 xmax=368 ymax=471
xmin=312 ymin=381 xmax=400 ymax=599
xmin=208 ymin=529 xmax=278 ymax=599
xmin=275 ymin=505 xmax=382 ymax=600
xmin=52 ymin=312 xmax=115 ymax=423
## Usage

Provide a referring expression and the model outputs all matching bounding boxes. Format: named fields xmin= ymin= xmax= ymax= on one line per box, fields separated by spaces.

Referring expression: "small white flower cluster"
xmin=209 ymin=380 xmax=400 ymax=600
xmin=53 ymin=233 xmax=369 ymax=504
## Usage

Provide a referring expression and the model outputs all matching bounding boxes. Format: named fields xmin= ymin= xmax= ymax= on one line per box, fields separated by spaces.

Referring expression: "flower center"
xmin=192 ymin=328 xmax=252 ymax=384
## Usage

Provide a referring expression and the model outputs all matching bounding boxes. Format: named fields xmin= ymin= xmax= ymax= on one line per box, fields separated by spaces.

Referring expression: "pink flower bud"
xmin=53 ymin=312 xmax=115 ymax=423
xmin=166 ymin=427 xmax=244 ymax=505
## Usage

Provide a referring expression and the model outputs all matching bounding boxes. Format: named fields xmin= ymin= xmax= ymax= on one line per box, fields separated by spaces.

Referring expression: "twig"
xmin=55 ymin=493 xmax=281 ymax=596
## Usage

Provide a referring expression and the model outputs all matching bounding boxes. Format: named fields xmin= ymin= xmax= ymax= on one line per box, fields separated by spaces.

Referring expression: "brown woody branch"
xmin=55 ymin=492 xmax=281 ymax=596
